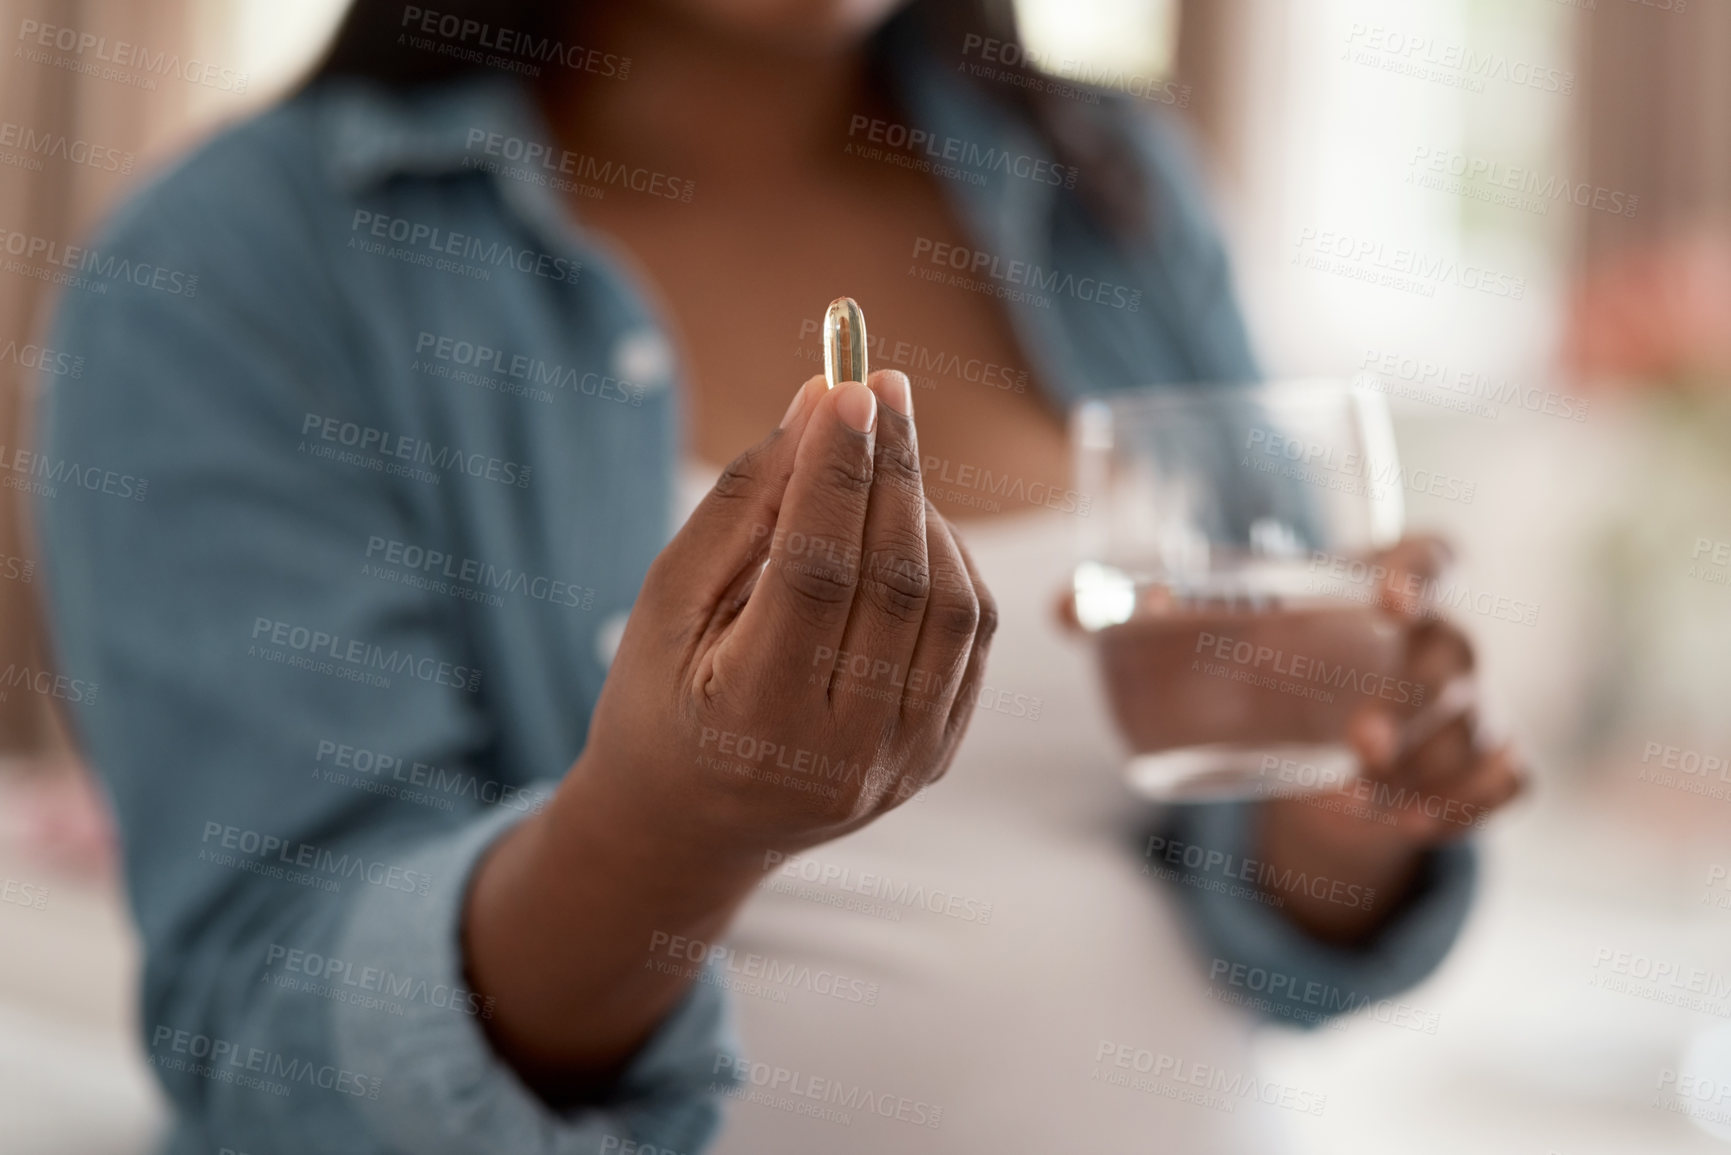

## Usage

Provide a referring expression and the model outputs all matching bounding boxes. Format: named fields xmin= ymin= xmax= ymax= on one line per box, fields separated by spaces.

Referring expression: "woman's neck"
xmin=540 ymin=4 xmax=877 ymax=185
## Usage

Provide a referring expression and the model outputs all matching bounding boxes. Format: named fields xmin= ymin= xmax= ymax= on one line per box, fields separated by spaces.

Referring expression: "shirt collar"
xmin=320 ymin=74 xmax=548 ymax=192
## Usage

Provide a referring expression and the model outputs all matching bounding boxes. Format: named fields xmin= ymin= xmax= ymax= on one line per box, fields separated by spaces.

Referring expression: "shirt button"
xmin=612 ymin=328 xmax=673 ymax=393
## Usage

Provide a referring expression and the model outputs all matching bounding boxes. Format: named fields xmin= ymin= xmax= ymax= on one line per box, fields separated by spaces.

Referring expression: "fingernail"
xmin=874 ymin=372 xmax=913 ymax=419
xmin=780 ymin=380 xmax=816 ymax=429
xmin=835 ymin=381 xmax=877 ymax=434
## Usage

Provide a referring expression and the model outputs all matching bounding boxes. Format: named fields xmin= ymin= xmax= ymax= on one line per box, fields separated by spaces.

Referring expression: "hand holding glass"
xmin=1072 ymin=380 xmax=1419 ymax=801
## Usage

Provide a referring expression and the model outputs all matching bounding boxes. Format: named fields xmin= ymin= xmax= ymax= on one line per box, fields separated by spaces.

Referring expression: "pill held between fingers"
xmin=823 ymin=297 xmax=868 ymax=391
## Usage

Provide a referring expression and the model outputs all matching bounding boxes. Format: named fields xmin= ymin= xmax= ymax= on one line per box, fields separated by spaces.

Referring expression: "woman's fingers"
xmin=728 ymin=380 xmax=880 ymax=692
xmin=646 ymin=375 xmax=827 ymax=630
xmin=829 ymin=372 xmax=930 ymax=700
xmin=1375 ymin=534 xmax=1455 ymax=618
xmin=1397 ymin=743 xmax=1528 ymax=842
xmin=904 ymin=503 xmax=986 ymax=731
xmin=1406 ymin=618 xmax=1475 ymax=693
xmin=939 ymin=524 xmax=999 ymax=753
xmin=1387 ymin=619 xmax=1478 ymax=788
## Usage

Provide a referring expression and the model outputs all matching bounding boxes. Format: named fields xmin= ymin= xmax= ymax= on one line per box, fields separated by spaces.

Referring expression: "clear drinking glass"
xmin=1072 ymin=379 xmax=1408 ymax=801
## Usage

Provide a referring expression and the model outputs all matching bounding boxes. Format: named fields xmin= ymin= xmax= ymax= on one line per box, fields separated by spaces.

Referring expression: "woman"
xmin=37 ymin=1 xmax=1523 ymax=1151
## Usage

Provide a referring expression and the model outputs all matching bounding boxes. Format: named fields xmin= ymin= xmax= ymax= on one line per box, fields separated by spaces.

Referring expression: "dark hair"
xmin=310 ymin=0 xmax=1149 ymax=235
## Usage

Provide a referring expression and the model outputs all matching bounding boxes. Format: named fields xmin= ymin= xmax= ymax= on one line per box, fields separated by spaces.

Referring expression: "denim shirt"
xmin=37 ymin=41 xmax=1473 ymax=1155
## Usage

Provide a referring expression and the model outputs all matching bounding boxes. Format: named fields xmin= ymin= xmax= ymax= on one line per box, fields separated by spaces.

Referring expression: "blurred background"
xmin=2 ymin=0 xmax=1728 ymax=1151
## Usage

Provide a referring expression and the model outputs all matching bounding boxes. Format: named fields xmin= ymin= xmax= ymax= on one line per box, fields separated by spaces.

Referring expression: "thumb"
xmin=644 ymin=375 xmax=827 ymax=617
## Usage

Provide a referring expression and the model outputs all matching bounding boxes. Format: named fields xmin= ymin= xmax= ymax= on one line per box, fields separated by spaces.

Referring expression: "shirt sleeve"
xmin=1153 ymin=800 xmax=1476 ymax=1030
xmin=35 ymin=117 xmax=737 ymax=1155
xmin=330 ymin=797 xmax=741 ymax=1155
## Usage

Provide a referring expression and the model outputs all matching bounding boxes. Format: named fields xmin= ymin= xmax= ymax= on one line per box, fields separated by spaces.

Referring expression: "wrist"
xmin=461 ymin=751 xmax=761 ymax=1091
xmin=549 ymin=746 xmax=768 ymax=901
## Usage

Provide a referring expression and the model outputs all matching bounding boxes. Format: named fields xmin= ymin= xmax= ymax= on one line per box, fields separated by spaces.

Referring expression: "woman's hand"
xmin=1255 ymin=537 xmax=1528 ymax=944
xmin=464 ymin=371 xmax=997 ymax=1099
xmin=579 ymin=371 xmax=997 ymax=859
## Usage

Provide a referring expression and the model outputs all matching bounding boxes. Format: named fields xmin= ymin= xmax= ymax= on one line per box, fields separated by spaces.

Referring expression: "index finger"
xmin=730 ymin=380 xmax=879 ymax=691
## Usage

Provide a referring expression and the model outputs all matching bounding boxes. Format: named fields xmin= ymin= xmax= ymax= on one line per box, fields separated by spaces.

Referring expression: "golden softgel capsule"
xmin=822 ymin=297 xmax=868 ymax=390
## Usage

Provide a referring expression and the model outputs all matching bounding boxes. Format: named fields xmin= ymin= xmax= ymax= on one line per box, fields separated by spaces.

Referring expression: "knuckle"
xmin=928 ymin=580 xmax=981 ymax=640
xmin=875 ymin=439 xmax=924 ymax=500
xmin=778 ymin=553 xmax=859 ymax=616
xmin=713 ymin=438 xmax=774 ymax=501
xmin=862 ymin=546 xmax=931 ymax=623
xmin=973 ymin=583 xmax=1001 ymax=646
xmin=820 ymin=450 xmax=875 ymax=497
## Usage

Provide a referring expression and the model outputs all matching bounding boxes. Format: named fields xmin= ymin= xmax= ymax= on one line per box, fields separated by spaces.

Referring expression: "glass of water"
xmin=1071 ymin=379 xmax=1410 ymax=801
